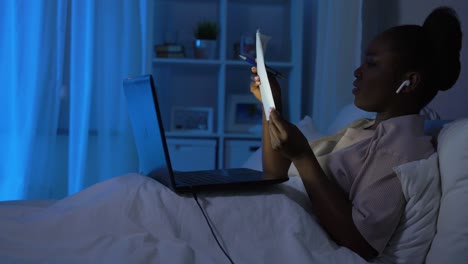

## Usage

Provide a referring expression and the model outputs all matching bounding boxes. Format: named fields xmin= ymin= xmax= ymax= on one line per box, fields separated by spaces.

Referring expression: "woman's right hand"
xmin=249 ymin=66 xmax=282 ymax=106
xmin=250 ymin=67 xmax=263 ymax=103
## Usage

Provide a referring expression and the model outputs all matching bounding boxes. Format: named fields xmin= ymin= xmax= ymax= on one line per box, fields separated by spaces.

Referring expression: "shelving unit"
xmin=152 ymin=0 xmax=303 ymax=170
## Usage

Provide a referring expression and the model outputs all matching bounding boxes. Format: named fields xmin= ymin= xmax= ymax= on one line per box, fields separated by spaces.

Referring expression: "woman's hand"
xmin=249 ymin=66 xmax=282 ymax=106
xmin=268 ymin=109 xmax=312 ymax=161
xmin=250 ymin=67 xmax=263 ymax=103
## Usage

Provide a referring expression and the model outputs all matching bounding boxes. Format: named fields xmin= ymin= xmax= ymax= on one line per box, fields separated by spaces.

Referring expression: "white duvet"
xmin=0 ymin=174 xmax=367 ymax=264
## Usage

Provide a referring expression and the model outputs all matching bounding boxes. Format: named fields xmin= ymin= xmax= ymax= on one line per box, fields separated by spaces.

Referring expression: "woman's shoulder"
xmin=308 ymin=118 xmax=374 ymax=155
xmin=373 ymin=115 xmax=435 ymax=161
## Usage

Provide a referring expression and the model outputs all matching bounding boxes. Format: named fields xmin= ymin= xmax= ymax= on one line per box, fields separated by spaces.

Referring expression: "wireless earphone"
xmin=395 ymin=80 xmax=411 ymax=94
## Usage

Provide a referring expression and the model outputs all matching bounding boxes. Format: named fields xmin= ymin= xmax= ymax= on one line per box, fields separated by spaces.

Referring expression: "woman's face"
xmin=352 ymin=33 xmax=403 ymax=113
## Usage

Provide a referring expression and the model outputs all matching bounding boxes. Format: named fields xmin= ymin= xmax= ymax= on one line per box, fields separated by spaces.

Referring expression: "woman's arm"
xmin=250 ymin=68 xmax=290 ymax=178
xmin=250 ymin=69 xmax=377 ymax=259
xmin=293 ymin=153 xmax=378 ymax=260
xmin=261 ymin=110 xmax=291 ymax=178
xmin=269 ymin=110 xmax=378 ymax=261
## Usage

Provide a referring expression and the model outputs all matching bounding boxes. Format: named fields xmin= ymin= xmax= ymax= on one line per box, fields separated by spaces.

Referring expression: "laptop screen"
xmin=122 ymin=75 xmax=175 ymax=189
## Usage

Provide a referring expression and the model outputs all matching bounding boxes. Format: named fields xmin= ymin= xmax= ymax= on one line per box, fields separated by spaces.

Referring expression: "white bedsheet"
xmin=0 ymin=174 xmax=367 ymax=264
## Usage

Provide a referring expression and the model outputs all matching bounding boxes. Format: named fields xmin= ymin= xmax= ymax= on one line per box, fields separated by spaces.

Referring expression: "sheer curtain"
xmin=308 ymin=0 xmax=364 ymax=133
xmin=0 ymin=0 xmax=154 ymax=201
xmin=306 ymin=1 xmax=402 ymax=133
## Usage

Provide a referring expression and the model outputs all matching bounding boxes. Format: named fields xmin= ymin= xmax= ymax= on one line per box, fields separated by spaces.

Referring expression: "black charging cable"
xmin=192 ymin=192 xmax=234 ymax=264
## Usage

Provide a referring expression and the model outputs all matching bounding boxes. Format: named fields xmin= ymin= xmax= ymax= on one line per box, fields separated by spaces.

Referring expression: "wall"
xmin=397 ymin=0 xmax=468 ymax=120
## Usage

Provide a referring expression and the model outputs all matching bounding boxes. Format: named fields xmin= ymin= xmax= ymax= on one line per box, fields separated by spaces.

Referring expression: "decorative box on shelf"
xmin=154 ymin=44 xmax=185 ymax=58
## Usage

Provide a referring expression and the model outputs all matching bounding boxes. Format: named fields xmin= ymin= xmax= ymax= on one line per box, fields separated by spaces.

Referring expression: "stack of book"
xmin=154 ymin=44 xmax=185 ymax=58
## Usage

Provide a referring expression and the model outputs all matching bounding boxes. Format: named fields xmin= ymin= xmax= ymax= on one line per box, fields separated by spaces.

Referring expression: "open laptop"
xmin=123 ymin=74 xmax=288 ymax=193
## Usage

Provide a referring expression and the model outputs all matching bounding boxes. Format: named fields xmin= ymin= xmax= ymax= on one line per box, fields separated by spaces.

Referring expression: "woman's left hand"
xmin=268 ymin=109 xmax=312 ymax=161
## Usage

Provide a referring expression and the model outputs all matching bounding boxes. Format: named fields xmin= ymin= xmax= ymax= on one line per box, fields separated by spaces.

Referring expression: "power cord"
xmin=192 ymin=192 xmax=234 ymax=264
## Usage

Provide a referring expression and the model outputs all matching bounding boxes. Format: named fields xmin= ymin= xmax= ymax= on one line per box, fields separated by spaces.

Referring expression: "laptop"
xmin=123 ymin=74 xmax=288 ymax=193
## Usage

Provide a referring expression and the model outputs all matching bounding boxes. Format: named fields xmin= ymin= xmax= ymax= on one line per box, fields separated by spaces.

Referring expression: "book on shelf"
xmin=154 ymin=44 xmax=184 ymax=53
xmin=154 ymin=44 xmax=185 ymax=58
xmin=155 ymin=51 xmax=185 ymax=58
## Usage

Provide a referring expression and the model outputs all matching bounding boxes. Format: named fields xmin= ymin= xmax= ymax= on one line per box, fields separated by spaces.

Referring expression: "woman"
xmin=250 ymin=6 xmax=462 ymax=260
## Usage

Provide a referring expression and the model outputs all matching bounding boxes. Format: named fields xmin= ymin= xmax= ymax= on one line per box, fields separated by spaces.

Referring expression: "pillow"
xmin=325 ymin=104 xmax=439 ymax=136
xmin=423 ymin=119 xmax=453 ymax=138
xmin=241 ymin=146 xmax=262 ymax=171
xmin=326 ymin=103 xmax=375 ymax=135
xmin=242 ymin=115 xmax=324 ymax=171
xmin=377 ymin=153 xmax=440 ymax=264
xmin=419 ymin=106 xmax=440 ymax=120
xmin=426 ymin=118 xmax=468 ymax=264
xmin=295 ymin=115 xmax=324 ymax=141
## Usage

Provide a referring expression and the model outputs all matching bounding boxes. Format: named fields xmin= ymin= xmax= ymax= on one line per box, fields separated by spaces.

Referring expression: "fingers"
xmin=270 ymin=107 xmax=281 ymax=123
xmin=249 ymin=66 xmax=262 ymax=102
xmin=250 ymin=74 xmax=260 ymax=83
xmin=269 ymin=109 xmax=287 ymax=146
xmin=250 ymin=75 xmax=261 ymax=88
xmin=269 ymin=118 xmax=281 ymax=150
xmin=250 ymin=67 xmax=260 ymax=85
xmin=269 ymin=109 xmax=284 ymax=131
xmin=254 ymin=76 xmax=260 ymax=86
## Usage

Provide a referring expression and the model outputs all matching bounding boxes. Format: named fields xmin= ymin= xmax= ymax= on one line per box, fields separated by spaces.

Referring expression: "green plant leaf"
xmin=194 ymin=20 xmax=219 ymax=40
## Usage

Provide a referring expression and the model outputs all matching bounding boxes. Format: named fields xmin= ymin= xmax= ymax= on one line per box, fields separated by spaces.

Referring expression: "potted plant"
xmin=193 ymin=20 xmax=219 ymax=59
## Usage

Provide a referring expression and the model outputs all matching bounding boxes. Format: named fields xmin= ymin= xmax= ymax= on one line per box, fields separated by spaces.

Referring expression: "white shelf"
xmin=165 ymin=131 xmax=220 ymax=138
xmin=222 ymin=133 xmax=262 ymax=139
xmin=153 ymin=58 xmax=221 ymax=65
xmin=152 ymin=0 xmax=303 ymax=170
xmin=225 ymin=59 xmax=293 ymax=67
xmin=153 ymin=58 xmax=293 ymax=67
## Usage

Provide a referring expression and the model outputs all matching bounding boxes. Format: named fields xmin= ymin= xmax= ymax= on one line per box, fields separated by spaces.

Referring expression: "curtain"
xmin=308 ymin=0 xmax=364 ymax=133
xmin=0 ymin=0 xmax=154 ymax=201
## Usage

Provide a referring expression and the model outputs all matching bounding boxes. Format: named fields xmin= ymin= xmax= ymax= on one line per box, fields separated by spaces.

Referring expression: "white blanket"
xmin=0 ymin=174 xmax=367 ymax=264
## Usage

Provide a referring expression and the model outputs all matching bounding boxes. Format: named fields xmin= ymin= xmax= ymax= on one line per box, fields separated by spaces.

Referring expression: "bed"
xmin=1 ymin=105 xmax=467 ymax=264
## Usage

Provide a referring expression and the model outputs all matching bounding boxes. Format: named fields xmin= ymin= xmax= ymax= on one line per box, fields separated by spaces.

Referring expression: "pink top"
xmin=325 ymin=115 xmax=434 ymax=254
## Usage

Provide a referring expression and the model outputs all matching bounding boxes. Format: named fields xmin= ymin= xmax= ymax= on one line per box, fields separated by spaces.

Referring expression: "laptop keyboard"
xmin=174 ymin=168 xmax=263 ymax=186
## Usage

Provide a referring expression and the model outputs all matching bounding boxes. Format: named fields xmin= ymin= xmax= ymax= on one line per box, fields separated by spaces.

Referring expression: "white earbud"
xmin=395 ymin=80 xmax=411 ymax=94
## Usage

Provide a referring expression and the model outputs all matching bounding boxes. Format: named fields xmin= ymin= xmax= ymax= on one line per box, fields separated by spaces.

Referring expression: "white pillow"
xmin=419 ymin=106 xmax=440 ymax=120
xmin=426 ymin=118 xmax=468 ymax=264
xmin=326 ymin=103 xmax=375 ymax=135
xmin=242 ymin=115 xmax=323 ymax=171
xmin=325 ymin=104 xmax=439 ymax=136
xmin=377 ymin=153 xmax=440 ymax=264
xmin=295 ymin=115 xmax=324 ymax=141
xmin=241 ymin=146 xmax=262 ymax=171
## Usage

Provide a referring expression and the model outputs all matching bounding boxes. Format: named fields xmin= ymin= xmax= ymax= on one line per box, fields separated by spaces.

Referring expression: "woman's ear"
xmin=402 ymin=72 xmax=421 ymax=93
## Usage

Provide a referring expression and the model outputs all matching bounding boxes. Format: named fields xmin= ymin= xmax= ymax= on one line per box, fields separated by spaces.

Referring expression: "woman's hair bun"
xmin=423 ymin=6 xmax=462 ymax=91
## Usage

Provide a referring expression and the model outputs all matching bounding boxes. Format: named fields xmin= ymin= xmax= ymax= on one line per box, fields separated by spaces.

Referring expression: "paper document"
xmin=255 ymin=30 xmax=275 ymax=120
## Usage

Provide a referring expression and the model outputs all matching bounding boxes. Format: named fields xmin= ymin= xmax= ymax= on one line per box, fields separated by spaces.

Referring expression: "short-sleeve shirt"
xmin=307 ymin=115 xmax=434 ymax=254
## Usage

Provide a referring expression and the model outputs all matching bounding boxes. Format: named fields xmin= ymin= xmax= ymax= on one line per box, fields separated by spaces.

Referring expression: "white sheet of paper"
xmin=255 ymin=30 xmax=275 ymax=120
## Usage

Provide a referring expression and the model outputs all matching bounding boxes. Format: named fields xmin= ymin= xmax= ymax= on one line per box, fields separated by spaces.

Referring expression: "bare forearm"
xmin=293 ymin=153 xmax=377 ymax=260
xmin=261 ymin=109 xmax=291 ymax=177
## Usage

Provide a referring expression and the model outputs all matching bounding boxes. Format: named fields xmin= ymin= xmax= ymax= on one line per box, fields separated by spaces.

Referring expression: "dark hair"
xmin=384 ymin=7 xmax=462 ymax=109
